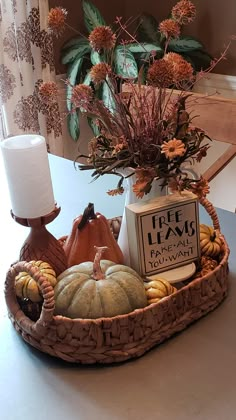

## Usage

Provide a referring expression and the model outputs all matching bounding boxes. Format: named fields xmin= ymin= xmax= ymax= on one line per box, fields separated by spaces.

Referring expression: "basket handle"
xmin=4 ymin=261 xmax=55 ymax=338
xmin=198 ymin=196 xmax=221 ymax=232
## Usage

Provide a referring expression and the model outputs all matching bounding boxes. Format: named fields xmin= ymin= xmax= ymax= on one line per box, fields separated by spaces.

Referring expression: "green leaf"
xmin=61 ymin=38 xmax=91 ymax=65
xmin=67 ymin=111 xmax=80 ymax=141
xmin=102 ymin=78 xmax=114 ymax=111
xmin=82 ymin=0 xmax=106 ymax=33
xmin=87 ymin=116 xmax=100 ymax=136
xmin=183 ymin=50 xmax=213 ymax=71
xmin=114 ymin=46 xmax=138 ymax=79
xmin=90 ymin=50 xmax=103 ymax=65
xmin=62 ymin=36 xmax=86 ymax=50
xmin=66 ymin=56 xmax=84 ymax=111
xmin=83 ymin=72 xmax=92 ymax=86
xmin=137 ymin=13 xmax=160 ymax=44
xmin=126 ymin=42 xmax=162 ymax=54
xmin=98 ymin=77 xmax=116 ymax=115
xmin=83 ymin=71 xmax=103 ymax=100
xmin=61 ymin=47 xmax=81 ymax=65
xmin=168 ymin=36 xmax=204 ymax=53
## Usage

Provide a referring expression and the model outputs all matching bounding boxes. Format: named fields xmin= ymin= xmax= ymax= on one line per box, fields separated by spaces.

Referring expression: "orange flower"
xmin=147 ymin=59 xmax=173 ymax=88
xmin=132 ymin=167 xmax=157 ymax=198
xmin=135 ymin=167 xmax=157 ymax=182
xmin=112 ymin=143 xmax=127 ymax=154
xmin=164 ymin=52 xmax=194 ymax=85
xmin=161 ymin=138 xmax=186 ymax=159
xmin=172 ymin=0 xmax=196 ymax=25
xmin=107 ymin=187 xmax=124 ymax=196
xmin=71 ymin=84 xmax=94 ymax=108
xmin=189 ymin=178 xmax=210 ymax=198
xmin=132 ymin=180 xmax=152 ymax=199
xmin=90 ymin=63 xmax=111 ymax=85
xmin=159 ymin=19 xmax=181 ymax=39
xmin=48 ymin=7 xmax=67 ymax=37
xmin=39 ymin=81 xmax=59 ymax=103
xmin=168 ymin=177 xmax=185 ymax=193
xmin=89 ymin=26 xmax=116 ymax=51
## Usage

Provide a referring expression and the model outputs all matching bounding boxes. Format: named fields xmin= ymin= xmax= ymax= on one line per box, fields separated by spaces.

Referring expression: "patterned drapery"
xmin=0 ymin=0 xmax=63 ymax=155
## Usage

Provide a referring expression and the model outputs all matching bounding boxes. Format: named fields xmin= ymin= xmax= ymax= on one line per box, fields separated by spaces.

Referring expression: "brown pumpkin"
xmin=63 ymin=203 xmax=124 ymax=267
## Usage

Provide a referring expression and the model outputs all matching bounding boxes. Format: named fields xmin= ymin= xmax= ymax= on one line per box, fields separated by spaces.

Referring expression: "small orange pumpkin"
xmin=63 ymin=203 xmax=124 ymax=267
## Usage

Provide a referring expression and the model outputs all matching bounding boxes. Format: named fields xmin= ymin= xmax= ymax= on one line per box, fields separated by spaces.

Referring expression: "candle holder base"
xmin=11 ymin=206 xmax=67 ymax=276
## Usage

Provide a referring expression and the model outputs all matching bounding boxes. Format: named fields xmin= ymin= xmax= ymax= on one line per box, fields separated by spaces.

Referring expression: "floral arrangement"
xmin=49 ymin=0 xmax=212 ymax=141
xmin=42 ymin=0 xmax=228 ymax=200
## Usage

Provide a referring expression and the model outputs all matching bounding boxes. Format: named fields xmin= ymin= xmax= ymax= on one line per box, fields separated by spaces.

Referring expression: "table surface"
xmin=1 ymin=154 xmax=236 ymax=420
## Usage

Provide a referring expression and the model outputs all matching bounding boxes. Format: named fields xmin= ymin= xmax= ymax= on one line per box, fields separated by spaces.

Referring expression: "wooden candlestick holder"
xmin=11 ymin=205 xmax=67 ymax=276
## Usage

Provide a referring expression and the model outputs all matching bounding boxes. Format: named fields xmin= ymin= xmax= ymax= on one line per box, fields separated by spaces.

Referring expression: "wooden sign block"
xmin=125 ymin=191 xmax=200 ymax=277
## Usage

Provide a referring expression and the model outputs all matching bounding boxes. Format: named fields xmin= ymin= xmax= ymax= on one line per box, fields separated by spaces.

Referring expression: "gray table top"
xmin=1 ymin=154 xmax=236 ymax=420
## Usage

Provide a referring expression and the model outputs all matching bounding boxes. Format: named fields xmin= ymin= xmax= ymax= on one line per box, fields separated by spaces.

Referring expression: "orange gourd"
xmin=63 ymin=203 xmax=124 ymax=267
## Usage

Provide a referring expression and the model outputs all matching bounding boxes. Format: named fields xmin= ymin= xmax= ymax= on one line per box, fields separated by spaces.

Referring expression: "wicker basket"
xmin=4 ymin=197 xmax=230 ymax=364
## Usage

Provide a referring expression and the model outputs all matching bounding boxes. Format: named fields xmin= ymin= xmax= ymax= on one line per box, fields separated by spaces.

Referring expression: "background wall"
xmin=49 ymin=0 xmax=236 ymax=75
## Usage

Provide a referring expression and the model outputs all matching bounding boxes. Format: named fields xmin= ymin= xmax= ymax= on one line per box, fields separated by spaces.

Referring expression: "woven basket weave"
xmin=4 ymin=197 xmax=229 ymax=364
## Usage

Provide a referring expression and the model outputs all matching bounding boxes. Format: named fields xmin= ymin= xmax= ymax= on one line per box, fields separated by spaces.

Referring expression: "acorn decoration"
xmin=194 ymin=255 xmax=218 ymax=278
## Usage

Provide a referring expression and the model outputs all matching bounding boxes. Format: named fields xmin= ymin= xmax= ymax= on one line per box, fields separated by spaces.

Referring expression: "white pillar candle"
xmin=0 ymin=134 xmax=55 ymax=219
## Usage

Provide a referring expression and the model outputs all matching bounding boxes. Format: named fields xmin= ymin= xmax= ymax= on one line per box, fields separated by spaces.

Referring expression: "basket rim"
xmin=54 ymin=235 xmax=230 ymax=324
xmin=8 ymin=234 xmax=229 ymax=327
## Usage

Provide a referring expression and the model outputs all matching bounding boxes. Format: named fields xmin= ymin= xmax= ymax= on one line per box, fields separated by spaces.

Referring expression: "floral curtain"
xmin=0 ymin=0 xmax=64 ymax=155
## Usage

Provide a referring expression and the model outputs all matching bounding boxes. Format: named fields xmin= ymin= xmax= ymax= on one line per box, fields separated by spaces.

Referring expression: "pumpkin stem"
xmin=210 ymin=231 xmax=216 ymax=242
xmin=93 ymin=246 xmax=108 ymax=280
xmin=78 ymin=203 xmax=97 ymax=230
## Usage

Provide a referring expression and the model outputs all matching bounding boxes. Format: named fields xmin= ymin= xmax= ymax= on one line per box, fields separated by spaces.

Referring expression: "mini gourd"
xmin=54 ymin=246 xmax=147 ymax=319
xmin=200 ymin=224 xmax=222 ymax=257
xmin=144 ymin=278 xmax=176 ymax=305
xmin=15 ymin=260 xmax=57 ymax=302
xmin=63 ymin=203 xmax=124 ymax=267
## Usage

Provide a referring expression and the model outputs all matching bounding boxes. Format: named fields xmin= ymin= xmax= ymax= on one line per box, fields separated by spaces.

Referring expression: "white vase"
xmin=117 ymin=168 xmax=167 ymax=266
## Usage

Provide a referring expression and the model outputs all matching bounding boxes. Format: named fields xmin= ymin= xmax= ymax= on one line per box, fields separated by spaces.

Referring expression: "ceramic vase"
xmin=117 ymin=168 xmax=167 ymax=266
